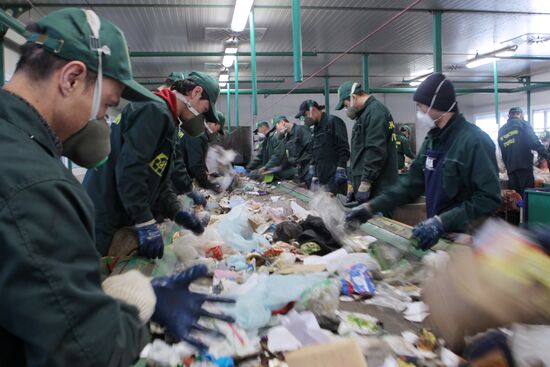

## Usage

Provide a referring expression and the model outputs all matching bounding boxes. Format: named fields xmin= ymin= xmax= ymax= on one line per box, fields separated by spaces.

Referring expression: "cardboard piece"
xmin=285 ymin=339 xmax=368 ymax=367
xmin=276 ymin=264 xmax=327 ymax=274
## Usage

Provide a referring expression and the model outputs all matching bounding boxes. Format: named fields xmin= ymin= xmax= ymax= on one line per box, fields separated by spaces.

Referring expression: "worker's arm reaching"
xmin=438 ymin=135 xmax=501 ymax=233
xmin=360 ymin=109 xmax=392 ymax=185
xmin=0 ymin=179 xmax=150 ymax=367
xmin=171 ymin=136 xmax=194 ymax=195
xmin=332 ymin=116 xmax=351 ymax=169
xmin=115 ymin=103 xmax=172 ymax=225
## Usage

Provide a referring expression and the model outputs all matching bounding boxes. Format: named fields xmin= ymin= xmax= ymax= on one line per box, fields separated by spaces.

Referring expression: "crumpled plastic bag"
xmin=173 ymin=222 xmax=236 ymax=261
xmin=295 ymin=279 xmax=340 ymax=319
xmin=308 ymin=193 xmax=364 ymax=251
xmin=224 ymin=272 xmax=328 ymax=330
xmin=217 ymin=204 xmax=269 ymax=253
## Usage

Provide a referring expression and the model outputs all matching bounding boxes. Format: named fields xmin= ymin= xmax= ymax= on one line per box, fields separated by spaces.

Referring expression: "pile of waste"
xmin=134 ymin=173 xmax=468 ymax=367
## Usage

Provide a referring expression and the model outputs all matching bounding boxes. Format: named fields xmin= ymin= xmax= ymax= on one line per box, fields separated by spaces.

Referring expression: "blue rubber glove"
xmin=305 ymin=165 xmax=315 ymax=187
xmin=187 ymin=191 xmax=207 ymax=207
xmin=334 ymin=167 xmax=348 ymax=186
xmin=310 ymin=177 xmax=320 ymax=192
xmin=411 ymin=216 xmax=445 ymax=250
xmin=151 ymin=264 xmax=235 ymax=350
xmin=345 ymin=204 xmax=373 ymax=230
xmin=174 ymin=210 xmax=205 ymax=235
xmin=355 ymin=181 xmax=371 ymax=204
xmin=135 ymin=222 xmax=164 ymax=259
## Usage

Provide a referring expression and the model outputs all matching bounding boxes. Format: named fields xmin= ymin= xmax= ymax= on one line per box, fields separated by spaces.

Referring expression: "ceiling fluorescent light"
xmin=222 ymin=47 xmax=238 ymax=68
xmin=219 ymin=82 xmax=227 ymax=87
xmin=466 ymin=57 xmax=496 ymax=68
xmin=222 ymin=55 xmax=234 ymax=68
xmin=495 ymin=50 xmax=517 ymax=57
xmin=219 ymin=74 xmax=229 ymax=82
xmin=410 ymin=68 xmax=433 ymax=78
xmin=409 ymin=81 xmax=422 ymax=87
xmin=231 ymin=0 xmax=254 ymax=32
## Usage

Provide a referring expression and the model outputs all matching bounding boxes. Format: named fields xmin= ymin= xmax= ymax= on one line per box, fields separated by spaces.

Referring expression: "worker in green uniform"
xmin=295 ymin=99 xmax=349 ymax=194
xmin=396 ymin=125 xmax=416 ymax=171
xmin=335 ymin=81 xmax=398 ymax=205
xmin=84 ymin=71 xmax=220 ymax=258
xmin=173 ymin=111 xmax=225 ymax=194
xmin=252 ymin=120 xmax=271 ymax=156
xmin=275 ymin=114 xmax=313 ymax=182
xmin=247 ymin=119 xmax=285 ymax=176
xmin=158 ymin=71 xmax=186 ymax=90
xmin=346 ymin=73 xmax=501 ymax=250
xmin=0 ymin=9 xmax=233 ymax=365
xmin=498 ymin=107 xmax=548 ymax=198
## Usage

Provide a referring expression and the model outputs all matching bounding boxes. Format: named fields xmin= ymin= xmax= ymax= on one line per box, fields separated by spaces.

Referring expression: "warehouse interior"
xmin=1 ymin=1 xmax=549 ymax=366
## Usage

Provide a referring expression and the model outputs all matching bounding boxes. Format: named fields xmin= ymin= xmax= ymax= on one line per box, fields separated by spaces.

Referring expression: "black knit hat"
xmin=413 ymin=73 xmax=458 ymax=112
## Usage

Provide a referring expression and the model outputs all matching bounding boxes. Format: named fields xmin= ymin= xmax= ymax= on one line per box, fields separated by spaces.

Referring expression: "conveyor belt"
xmin=275 ymin=181 xmax=454 ymax=258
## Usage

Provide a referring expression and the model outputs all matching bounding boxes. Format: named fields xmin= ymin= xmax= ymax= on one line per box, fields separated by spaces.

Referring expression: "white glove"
xmin=102 ymin=270 xmax=156 ymax=323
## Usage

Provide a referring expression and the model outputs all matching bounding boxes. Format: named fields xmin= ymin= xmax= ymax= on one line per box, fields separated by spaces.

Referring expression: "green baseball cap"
xmin=335 ymin=81 xmax=363 ymax=110
xmin=272 ymin=114 xmax=288 ymax=124
xmin=187 ymin=71 xmax=220 ymax=123
xmin=215 ymin=111 xmax=225 ymax=135
xmin=254 ymin=120 xmax=270 ymax=133
xmin=167 ymin=71 xmax=186 ymax=82
xmin=27 ymin=8 xmax=159 ymax=103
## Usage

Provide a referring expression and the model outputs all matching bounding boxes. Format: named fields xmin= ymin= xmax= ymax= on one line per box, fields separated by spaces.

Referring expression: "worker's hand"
xmin=202 ymin=180 xmax=222 ymax=194
xmin=334 ymin=167 xmax=348 ymax=185
xmin=411 ymin=216 xmax=445 ymax=250
xmin=345 ymin=203 xmax=373 ymax=230
xmin=249 ymin=169 xmax=261 ymax=180
xmin=135 ymin=221 xmax=164 ymax=259
xmin=355 ymin=181 xmax=371 ymax=204
xmin=310 ymin=177 xmax=320 ymax=192
xmin=151 ymin=264 xmax=235 ymax=350
xmin=174 ymin=210 xmax=205 ymax=235
xmin=304 ymin=165 xmax=315 ymax=186
xmin=187 ymin=191 xmax=207 ymax=207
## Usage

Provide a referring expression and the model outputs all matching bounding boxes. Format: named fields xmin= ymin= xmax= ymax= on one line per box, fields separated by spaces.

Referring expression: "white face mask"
xmin=85 ymin=10 xmax=111 ymax=121
xmin=416 ymin=78 xmax=456 ymax=129
xmin=345 ymin=83 xmax=360 ymax=120
xmin=174 ymin=91 xmax=201 ymax=116
xmin=257 ymin=132 xmax=266 ymax=139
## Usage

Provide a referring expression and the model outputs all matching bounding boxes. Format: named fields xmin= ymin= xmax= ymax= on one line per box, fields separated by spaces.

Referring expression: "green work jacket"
xmin=369 ymin=113 xmax=502 ymax=233
xmin=396 ymin=133 xmax=415 ymax=169
xmin=350 ymin=96 xmax=398 ymax=197
xmin=247 ymin=128 xmax=284 ymax=170
xmin=278 ymin=124 xmax=312 ymax=180
xmin=0 ymin=90 xmax=148 ymax=366
xmin=84 ymin=100 xmax=180 ymax=255
xmin=311 ymin=113 xmax=350 ymax=185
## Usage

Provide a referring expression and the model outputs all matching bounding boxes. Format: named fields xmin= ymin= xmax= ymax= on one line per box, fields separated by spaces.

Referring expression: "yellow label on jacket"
xmin=112 ymin=114 xmax=122 ymax=125
xmin=149 ymin=153 xmax=169 ymax=176
xmin=178 ymin=129 xmax=185 ymax=139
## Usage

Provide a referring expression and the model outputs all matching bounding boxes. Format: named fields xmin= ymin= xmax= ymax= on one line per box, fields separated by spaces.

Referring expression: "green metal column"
xmin=226 ymin=80 xmax=231 ymax=132
xmin=291 ymin=0 xmax=303 ymax=82
xmin=249 ymin=8 xmax=258 ymax=121
xmin=0 ymin=32 xmax=4 ymax=87
xmin=493 ymin=60 xmax=499 ymax=126
xmin=362 ymin=54 xmax=369 ymax=92
xmin=526 ymin=76 xmax=532 ymax=126
xmin=433 ymin=11 xmax=442 ymax=73
xmin=324 ymin=77 xmax=330 ymax=112
xmin=235 ymin=53 xmax=239 ymax=128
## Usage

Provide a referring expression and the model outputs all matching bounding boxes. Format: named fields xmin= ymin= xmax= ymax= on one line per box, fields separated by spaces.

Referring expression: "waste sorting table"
xmin=100 ymin=178 xmax=457 ymax=366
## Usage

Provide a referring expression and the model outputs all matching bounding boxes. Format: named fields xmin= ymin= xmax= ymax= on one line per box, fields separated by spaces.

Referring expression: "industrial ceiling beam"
xmin=130 ymin=51 xmax=317 ymax=57
xmin=291 ymin=0 xmax=302 ymax=83
xmin=362 ymin=54 xmax=369 ymax=92
xmin=5 ymin=3 xmax=550 ymax=16
xmin=432 ymin=11 xmax=442 ymax=73
xmin=220 ymin=87 xmax=517 ymax=95
xmin=249 ymin=8 xmax=258 ymax=121
xmin=139 ymin=79 xmax=284 ymax=85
